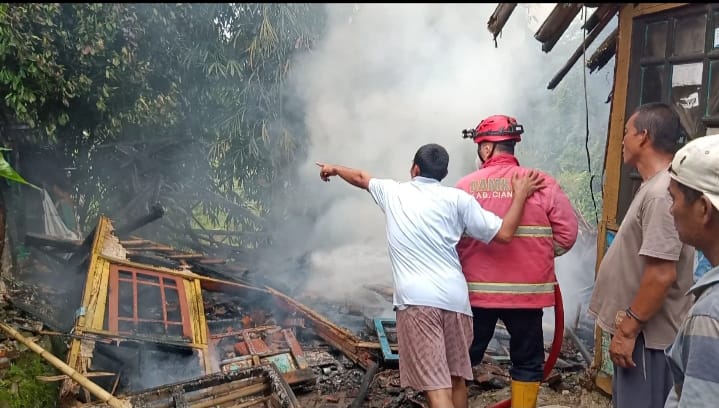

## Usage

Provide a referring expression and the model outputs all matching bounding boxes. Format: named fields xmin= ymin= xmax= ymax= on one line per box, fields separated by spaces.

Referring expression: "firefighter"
xmin=455 ymin=115 xmax=579 ymax=408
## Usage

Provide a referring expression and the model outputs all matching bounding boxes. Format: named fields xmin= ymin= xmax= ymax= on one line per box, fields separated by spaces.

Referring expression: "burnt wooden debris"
xmin=487 ymin=3 xmax=620 ymax=90
xmin=8 ymin=215 xmax=597 ymax=407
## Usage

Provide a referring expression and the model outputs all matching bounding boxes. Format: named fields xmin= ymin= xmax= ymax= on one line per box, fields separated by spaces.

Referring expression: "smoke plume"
xmin=273 ymin=4 xmax=615 ymax=322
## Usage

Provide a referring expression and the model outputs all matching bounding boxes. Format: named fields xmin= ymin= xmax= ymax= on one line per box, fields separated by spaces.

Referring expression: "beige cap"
xmin=669 ymin=134 xmax=719 ymax=210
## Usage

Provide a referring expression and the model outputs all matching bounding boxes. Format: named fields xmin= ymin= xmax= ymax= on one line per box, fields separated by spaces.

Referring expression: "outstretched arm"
xmin=316 ymin=162 xmax=372 ymax=190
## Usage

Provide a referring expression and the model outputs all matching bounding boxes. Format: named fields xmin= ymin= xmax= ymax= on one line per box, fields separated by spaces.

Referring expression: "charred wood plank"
xmin=114 ymin=202 xmax=164 ymax=237
xmin=190 ymin=229 xmax=271 ymax=238
xmin=349 ymin=361 xmax=380 ymax=408
xmin=166 ymin=254 xmax=205 ymax=260
xmin=282 ymin=329 xmax=309 ymax=369
xmin=5 ymin=296 xmax=69 ymax=332
xmin=547 ymin=4 xmax=618 ymax=90
xmin=25 ymin=233 xmax=82 ymax=251
xmin=127 ymin=245 xmax=175 ymax=252
xmin=191 ymin=383 xmax=268 ymax=408
xmin=125 ymin=253 xmax=180 ymax=269
xmin=67 ymin=225 xmax=97 ymax=268
xmin=119 ymin=239 xmax=153 ymax=246
xmin=181 ymin=377 xmax=266 ymax=404
xmin=487 ymin=3 xmax=518 ymax=42
xmin=196 ymin=258 xmax=227 ymax=265
xmin=266 ymin=287 xmax=378 ymax=369
xmin=535 ymin=3 xmax=583 ymax=53
xmin=587 ymin=26 xmax=618 ymax=73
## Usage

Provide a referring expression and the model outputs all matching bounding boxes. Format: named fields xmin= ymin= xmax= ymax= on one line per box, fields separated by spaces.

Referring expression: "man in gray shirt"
xmin=589 ymin=102 xmax=695 ymax=407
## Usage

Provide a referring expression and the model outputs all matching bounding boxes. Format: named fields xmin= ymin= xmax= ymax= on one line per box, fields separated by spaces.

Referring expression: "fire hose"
xmin=487 ymin=284 xmax=564 ymax=408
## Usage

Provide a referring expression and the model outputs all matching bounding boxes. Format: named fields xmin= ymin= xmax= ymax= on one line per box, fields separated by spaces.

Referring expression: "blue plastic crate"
xmin=374 ymin=318 xmax=399 ymax=361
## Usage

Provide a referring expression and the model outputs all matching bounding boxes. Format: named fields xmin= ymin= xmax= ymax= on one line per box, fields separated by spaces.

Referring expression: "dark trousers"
xmin=470 ymin=307 xmax=544 ymax=382
xmin=612 ymin=333 xmax=672 ymax=408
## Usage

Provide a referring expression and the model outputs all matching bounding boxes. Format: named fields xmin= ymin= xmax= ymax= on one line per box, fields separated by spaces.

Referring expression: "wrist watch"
xmin=615 ymin=309 xmax=627 ymax=327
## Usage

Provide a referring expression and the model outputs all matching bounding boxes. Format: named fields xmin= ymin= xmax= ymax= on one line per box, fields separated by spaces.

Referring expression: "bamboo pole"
xmin=0 ymin=323 xmax=131 ymax=408
xmin=36 ymin=371 xmax=115 ymax=382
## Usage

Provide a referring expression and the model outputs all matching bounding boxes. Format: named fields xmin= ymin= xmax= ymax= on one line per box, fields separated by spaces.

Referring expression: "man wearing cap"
xmin=664 ymin=134 xmax=719 ymax=407
xmin=455 ymin=115 xmax=578 ymax=407
xmin=589 ymin=102 xmax=695 ymax=408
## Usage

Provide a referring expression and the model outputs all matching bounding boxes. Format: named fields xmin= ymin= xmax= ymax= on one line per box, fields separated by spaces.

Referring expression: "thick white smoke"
xmin=280 ymin=4 xmax=614 ymax=323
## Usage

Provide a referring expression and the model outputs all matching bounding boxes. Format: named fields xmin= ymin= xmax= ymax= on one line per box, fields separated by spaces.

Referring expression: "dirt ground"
xmin=468 ymin=382 xmax=612 ymax=408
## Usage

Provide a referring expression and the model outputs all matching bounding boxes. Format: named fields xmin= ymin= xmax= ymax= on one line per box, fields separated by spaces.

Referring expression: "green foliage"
xmin=0 ymin=353 xmax=58 ymax=408
xmin=0 ymin=148 xmax=39 ymax=190
xmin=517 ymin=62 xmax=608 ymax=226
xmin=0 ymin=4 xmax=326 ymax=256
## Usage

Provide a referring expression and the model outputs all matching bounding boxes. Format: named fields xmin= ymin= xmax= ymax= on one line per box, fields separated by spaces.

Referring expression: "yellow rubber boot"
xmin=510 ymin=380 xmax=540 ymax=408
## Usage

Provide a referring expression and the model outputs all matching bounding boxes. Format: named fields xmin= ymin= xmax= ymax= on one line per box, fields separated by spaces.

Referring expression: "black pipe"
xmin=349 ymin=361 xmax=380 ymax=408
xmin=68 ymin=203 xmax=164 ymax=268
xmin=566 ymin=327 xmax=593 ymax=365
xmin=115 ymin=203 xmax=165 ymax=237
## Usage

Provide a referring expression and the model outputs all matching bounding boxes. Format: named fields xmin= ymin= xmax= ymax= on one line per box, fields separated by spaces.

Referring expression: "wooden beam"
xmin=547 ymin=4 xmax=618 ymax=90
xmin=196 ymin=258 xmax=227 ymax=265
xmin=166 ymin=254 xmax=205 ymax=260
xmin=597 ymin=4 xmax=633 ymax=264
xmin=25 ymin=233 xmax=82 ymax=251
xmin=632 ymin=3 xmax=689 ymax=17
xmin=535 ymin=3 xmax=583 ymax=53
xmin=127 ymin=245 xmax=175 ymax=252
xmin=266 ymin=286 xmax=378 ymax=370
xmin=487 ymin=3 xmax=518 ymax=41
xmin=190 ymin=229 xmax=271 ymax=237
xmin=66 ymin=216 xmax=110 ymax=390
xmin=119 ymin=239 xmax=153 ymax=246
xmin=587 ymin=27 xmax=618 ymax=73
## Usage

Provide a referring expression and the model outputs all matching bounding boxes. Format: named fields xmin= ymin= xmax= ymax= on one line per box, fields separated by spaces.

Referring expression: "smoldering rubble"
xmin=0 ymin=208 xmax=602 ymax=408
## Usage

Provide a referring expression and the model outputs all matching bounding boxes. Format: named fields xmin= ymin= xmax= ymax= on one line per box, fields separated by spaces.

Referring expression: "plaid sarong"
xmin=396 ymin=305 xmax=473 ymax=391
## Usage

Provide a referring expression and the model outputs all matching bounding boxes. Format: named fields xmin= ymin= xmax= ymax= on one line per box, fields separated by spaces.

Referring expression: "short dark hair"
xmin=633 ymin=102 xmax=682 ymax=154
xmin=413 ymin=143 xmax=449 ymax=181
xmin=676 ymin=180 xmax=704 ymax=204
xmin=494 ymin=140 xmax=516 ymax=154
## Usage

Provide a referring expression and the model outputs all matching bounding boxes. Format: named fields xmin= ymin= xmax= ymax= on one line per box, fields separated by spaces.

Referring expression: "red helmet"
xmin=461 ymin=115 xmax=524 ymax=144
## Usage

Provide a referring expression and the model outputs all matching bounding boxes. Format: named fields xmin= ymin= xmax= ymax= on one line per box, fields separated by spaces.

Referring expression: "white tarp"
xmin=41 ymin=188 xmax=79 ymax=240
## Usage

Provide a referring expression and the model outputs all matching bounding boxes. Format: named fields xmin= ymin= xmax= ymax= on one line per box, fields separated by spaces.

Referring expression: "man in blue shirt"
xmin=665 ymin=134 xmax=719 ymax=407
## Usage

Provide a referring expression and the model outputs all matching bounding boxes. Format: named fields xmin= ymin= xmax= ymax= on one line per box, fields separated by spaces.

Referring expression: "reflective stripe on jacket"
xmin=455 ymin=154 xmax=578 ymax=309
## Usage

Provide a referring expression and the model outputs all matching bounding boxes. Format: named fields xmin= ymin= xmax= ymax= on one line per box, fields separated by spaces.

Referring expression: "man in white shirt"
xmin=317 ymin=143 xmax=542 ymax=408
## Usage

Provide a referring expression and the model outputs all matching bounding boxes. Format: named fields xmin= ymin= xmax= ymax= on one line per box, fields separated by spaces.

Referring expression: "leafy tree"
xmin=0 ymin=4 xmax=325 ymax=260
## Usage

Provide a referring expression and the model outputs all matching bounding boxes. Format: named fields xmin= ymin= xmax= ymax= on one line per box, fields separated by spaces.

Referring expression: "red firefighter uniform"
xmin=456 ymin=114 xmax=578 ymax=408
xmin=456 ymin=153 xmax=578 ymax=308
xmin=456 ymin=116 xmax=578 ymax=309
